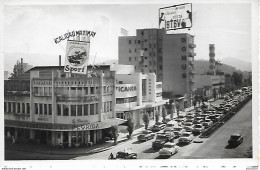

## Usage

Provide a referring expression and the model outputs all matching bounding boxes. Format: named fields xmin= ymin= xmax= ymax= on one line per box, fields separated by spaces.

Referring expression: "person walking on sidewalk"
xmin=175 ymin=101 xmax=180 ymax=117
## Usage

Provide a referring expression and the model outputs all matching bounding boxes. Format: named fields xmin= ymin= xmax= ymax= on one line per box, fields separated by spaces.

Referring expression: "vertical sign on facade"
xmin=64 ymin=38 xmax=90 ymax=74
xmin=159 ymin=3 xmax=192 ymax=31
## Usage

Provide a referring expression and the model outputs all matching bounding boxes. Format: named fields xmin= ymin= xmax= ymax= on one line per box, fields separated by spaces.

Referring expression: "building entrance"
xmin=40 ymin=131 xmax=47 ymax=144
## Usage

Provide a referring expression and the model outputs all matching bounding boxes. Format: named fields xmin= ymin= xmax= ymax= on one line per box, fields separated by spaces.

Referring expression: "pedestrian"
xmin=109 ymin=152 xmax=114 ymax=159
xmin=175 ymin=101 xmax=180 ymax=117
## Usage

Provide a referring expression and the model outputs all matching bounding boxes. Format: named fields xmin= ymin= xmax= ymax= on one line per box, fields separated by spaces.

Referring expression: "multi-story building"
xmin=111 ymin=64 xmax=167 ymax=127
xmin=119 ymin=28 xmax=196 ymax=108
xmin=4 ymin=64 xmax=167 ymax=147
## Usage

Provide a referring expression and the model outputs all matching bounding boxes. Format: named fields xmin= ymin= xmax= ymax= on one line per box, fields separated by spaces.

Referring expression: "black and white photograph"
xmin=1 ymin=0 xmax=258 ymax=169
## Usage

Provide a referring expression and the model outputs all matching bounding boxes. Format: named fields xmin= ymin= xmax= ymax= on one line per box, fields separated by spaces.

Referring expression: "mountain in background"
xmin=221 ymin=57 xmax=252 ymax=72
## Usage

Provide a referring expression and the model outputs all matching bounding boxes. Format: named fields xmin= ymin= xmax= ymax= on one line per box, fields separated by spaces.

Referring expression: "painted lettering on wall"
xmin=74 ymin=123 xmax=99 ymax=130
xmin=116 ymin=86 xmax=137 ymax=92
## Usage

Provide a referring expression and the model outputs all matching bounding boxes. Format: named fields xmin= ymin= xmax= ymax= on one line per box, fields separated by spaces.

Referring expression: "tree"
xmin=162 ymin=105 xmax=167 ymax=123
xmin=232 ymin=72 xmax=243 ymax=86
xmin=142 ymin=112 xmax=150 ymax=130
xmin=155 ymin=111 xmax=159 ymax=124
xmin=111 ymin=125 xmax=118 ymax=145
xmin=126 ymin=117 xmax=134 ymax=139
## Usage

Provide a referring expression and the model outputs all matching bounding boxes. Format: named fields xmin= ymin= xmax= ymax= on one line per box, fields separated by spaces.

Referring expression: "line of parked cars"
xmin=111 ymin=86 xmax=251 ymax=159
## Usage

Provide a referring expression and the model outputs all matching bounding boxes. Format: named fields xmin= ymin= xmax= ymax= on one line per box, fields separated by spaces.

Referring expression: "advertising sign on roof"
xmin=64 ymin=40 xmax=90 ymax=74
xmin=159 ymin=3 xmax=192 ymax=31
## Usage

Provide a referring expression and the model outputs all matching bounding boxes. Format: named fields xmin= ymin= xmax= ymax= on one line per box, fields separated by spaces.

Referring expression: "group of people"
xmin=164 ymin=100 xmax=180 ymax=118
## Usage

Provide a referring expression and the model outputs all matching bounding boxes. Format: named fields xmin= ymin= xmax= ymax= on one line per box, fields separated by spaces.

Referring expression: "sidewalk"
xmin=5 ymin=99 xmax=222 ymax=156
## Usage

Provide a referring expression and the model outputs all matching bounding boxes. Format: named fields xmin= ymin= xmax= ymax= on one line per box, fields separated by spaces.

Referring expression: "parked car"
xmin=175 ymin=115 xmax=185 ymax=122
xmin=178 ymin=132 xmax=193 ymax=144
xmin=159 ymin=142 xmax=179 ymax=157
xmin=152 ymin=133 xmax=169 ymax=149
xmin=151 ymin=124 xmax=166 ymax=132
xmin=115 ymin=148 xmax=137 ymax=159
xmin=183 ymin=122 xmax=194 ymax=132
xmin=202 ymin=119 xmax=213 ymax=128
xmin=193 ymin=117 xmax=203 ymax=124
xmin=173 ymin=127 xmax=186 ymax=138
xmin=192 ymin=124 xmax=205 ymax=135
xmin=137 ymin=130 xmax=156 ymax=142
xmin=228 ymin=134 xmax=243 ymax=146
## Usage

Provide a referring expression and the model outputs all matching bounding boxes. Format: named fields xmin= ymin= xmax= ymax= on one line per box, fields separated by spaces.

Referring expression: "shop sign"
xmin=54 ymin=30 xmax=96 ymax=44
xmin=159 ymin=3 xmax=192 ymax=31
xmin=116 ymin=85 xmax=137 ymax=92
xmin=74 ymin=123 xmax=99 ymax=130
xmin=64 ymin=40 xmax=90 ymax=74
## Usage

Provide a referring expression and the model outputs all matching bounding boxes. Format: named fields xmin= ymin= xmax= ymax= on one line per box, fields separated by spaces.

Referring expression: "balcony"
xmin=189 ymin=60 xmax=194 ymax=65
xmin=189 ymin=43 xmax=196 ymax=48
xmin=189 ymin=69 xmax=195 ymax=74
xmin=189 ymin=52 xmax=196 ymax=57
xmin=189 ymin=77 xmax=195 ymax=83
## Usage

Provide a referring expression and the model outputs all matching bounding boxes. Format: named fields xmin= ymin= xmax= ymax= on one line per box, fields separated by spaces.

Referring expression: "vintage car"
xmin=228 ymin=134 xmax=243 ymax=146
xmin=202 ymin=119 xmax=213 ymax=128
xmin=175 ymin=115 xmax=185 ymax=122
xmin=151 ymin=124 xmax=166 ymax=132
xmin=178 ymin=132 xmax=193 ymax=144
xmin=137 ymin=130 xmax=156 ymax=141
xmin=115 ymin=148 xmax=137 ymax=159
xmin=152 ymin=133 xmax=173 ymax=149
xmin=183 ymin=122 xmax=194 ymax=132
xmin=192 ymin=124 xmax=205 ymax=135
xmin=173 ymin=127 xmax=186 ymax=138
xmin=159 ymin=142 xmax=179 ymax=157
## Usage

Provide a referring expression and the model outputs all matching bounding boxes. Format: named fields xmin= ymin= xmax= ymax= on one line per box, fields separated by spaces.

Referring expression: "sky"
xmin=2 ymin=0 xmax=255 ymax=73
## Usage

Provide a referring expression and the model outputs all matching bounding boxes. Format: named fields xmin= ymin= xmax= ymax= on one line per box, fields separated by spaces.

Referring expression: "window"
xmin=134 ymin=49 xmax=137 ymax=52
xmin=129 ymin=57 xmax=132 ymax=61
xmin=84 ymin=87 xmax=88 ymax=94
xmin=159 ymin=65 xmax=163 ymax=70
xmin=84 ymin=104 xmax=88 ymax=115
xmin=182 ymin=73 xmax=186 ymax=78
xmin=44 ymin=104 xmax=47 ymax=115
xmin=182 ymin=56 xmax=187 ymax=60
xmin=39 ymin=104 xmax=42 ymax=115
xmin=96 ymin=103 xmax=99 ymax=114
xmin=106 ymin=102 xmax=109 ymax=113
xmin=110 ymin=101 xmax=112 ymax=111
xmin=57 ymin=104 xmax=61 ymax=116
xmin=103 ymin=102 xmax=107 ymax=112
xmin=144 ymin=56 xmax=148 ymax=59
xmin=182 ymin=47 xmax=186 ymax=51
xmin=129 ymin=40 xmax=131 ymax=44
xmin=129 ymin=49 xmax=132 ymax=53
xmin=182 ymin=64 xmax=186 ymax=69
xmin=4 ymin=102 xmax=6 ymax=112
xmin=78 ymin=105 xmax=82 ymax=116
xmin=90 ymin=104 xmax=95 ymax=115
xmin=144 ymin=48 xmax=148 ymax=51
xmin=90 ymin=87 xmax=95 ymax=94
xmin=71 ymin=105 xmax=76 ymax=116
xmin=8 ymin=103 xmax=11 ymax=113
xmin=141 ymin=31 xmax=144 ymax=36
xmin=35 ymin=103 xmax=38 ymax=114
xmin=182 ymin=38 xmax=186 ymax=42
xmin=63 ymin=105 xmax=69 ymax=116
xmin=159 ymin=48 xmax=162 ymax=53
xmin=48 ymin=104 xmax=52 ymax=115
xmin=138 ymin=40 xmax=140 ymax=44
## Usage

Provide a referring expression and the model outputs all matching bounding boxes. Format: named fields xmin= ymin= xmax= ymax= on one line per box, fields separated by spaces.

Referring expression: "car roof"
xmin=164 ymin=142 xmax=177 ymax=146
xmin=231 ymin=134 xmax=241 ymax=137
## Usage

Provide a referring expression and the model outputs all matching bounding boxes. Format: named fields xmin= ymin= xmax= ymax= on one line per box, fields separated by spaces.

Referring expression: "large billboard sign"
xmin=64 ymin=40 xmax=90 ymax=74
xmin=159 ymin=3 xmax=192 ymax=31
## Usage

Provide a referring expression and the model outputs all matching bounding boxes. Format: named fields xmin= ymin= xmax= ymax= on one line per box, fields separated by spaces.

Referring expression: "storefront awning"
xmin=5 ymin=118 xmax=127 ymax=132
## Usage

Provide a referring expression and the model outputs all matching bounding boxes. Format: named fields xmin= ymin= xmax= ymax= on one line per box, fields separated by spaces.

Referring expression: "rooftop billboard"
xmin=159 ymin=3 xmax=192 ymax=31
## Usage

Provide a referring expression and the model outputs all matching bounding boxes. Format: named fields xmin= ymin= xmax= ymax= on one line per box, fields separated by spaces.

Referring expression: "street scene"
xmin=2 ymin=1 xmax=257 ymax=169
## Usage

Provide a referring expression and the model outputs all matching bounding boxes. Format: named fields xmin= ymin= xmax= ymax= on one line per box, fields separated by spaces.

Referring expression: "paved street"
xmin=74 ymin=99 xmax=252 ymax=160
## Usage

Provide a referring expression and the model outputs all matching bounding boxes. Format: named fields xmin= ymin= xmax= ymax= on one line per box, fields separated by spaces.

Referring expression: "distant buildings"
xmin=119 ymin=28 xmax=196 ymax=108
xmin=4 ymin=71 xmax=9 ymax=80
xmin=9 ymin=58 xmax=33 ymax=79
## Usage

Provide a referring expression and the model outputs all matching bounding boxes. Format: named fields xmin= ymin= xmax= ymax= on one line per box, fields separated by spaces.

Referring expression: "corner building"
xmin=4 ymin=66 xmax=123 ymax=147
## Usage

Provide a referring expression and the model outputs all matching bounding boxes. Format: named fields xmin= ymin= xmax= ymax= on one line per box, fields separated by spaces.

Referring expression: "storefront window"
xmin=17 ymin=103 xmax=20 ymax=113
xmin=78 ymin=132 xmax=83 ymax=143
xmin=71 ymin=132 xmax=76 ymax=143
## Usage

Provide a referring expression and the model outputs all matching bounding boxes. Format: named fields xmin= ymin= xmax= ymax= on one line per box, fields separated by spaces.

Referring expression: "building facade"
xmin=118 ymin=29 xmax=196 ymax=108
xmin=4 ymin=64 xmax=167 ymax=147
xmin=111 ymin=64 xmax=167 ymax=128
